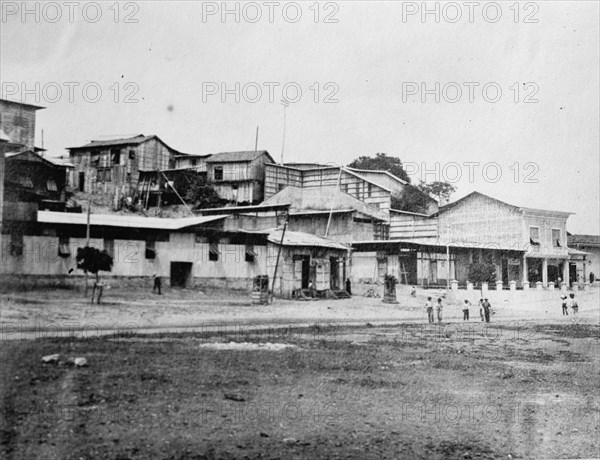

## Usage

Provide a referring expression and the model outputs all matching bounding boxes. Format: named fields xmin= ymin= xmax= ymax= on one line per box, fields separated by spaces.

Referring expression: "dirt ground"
xmin=1 ymin=320 xmax=599 ymax=459
xmin=1 ymin=287 xmax=599 ymax=459
xmin=2 ymin=286 xmax=599 ymax=338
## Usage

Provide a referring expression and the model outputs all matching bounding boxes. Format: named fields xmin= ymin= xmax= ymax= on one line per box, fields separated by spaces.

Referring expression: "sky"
xmin=1 ymin=1 xmax=598 ymax=233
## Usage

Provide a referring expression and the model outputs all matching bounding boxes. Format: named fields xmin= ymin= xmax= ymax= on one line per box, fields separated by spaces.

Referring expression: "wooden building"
xmin=567 ymin=234 xmax=599 ymax=284
xmin=67 ymin=135 xmax=185 ymax=198
xmin=0 ymin=99 xmax=44 ymax=151
xmin=435 ymin=192 xmax=572 ymax=287
xmin=205 ymin=150 xmax=274 ymax=205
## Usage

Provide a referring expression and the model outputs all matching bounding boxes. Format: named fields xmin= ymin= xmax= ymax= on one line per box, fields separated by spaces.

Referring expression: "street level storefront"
xmin=352 ymin=239 xmax=526 ymax=289
xmin=266 ymin=229 xmax=350 ymax=299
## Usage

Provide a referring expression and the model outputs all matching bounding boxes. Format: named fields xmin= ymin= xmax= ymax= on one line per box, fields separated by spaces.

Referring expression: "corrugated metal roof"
xmin=37 ymin=211 xmax=228 ymax=230
xmin=262 ymin=185 xmax=388 ymax=222
xmin=268 ymin=229 xmax=349 ymax=250
xmin=568 ymin=234 xmax=600 ymax=246
xmin=205 ymin=150 xmax=273 ymax=163
xmin=69 ymin=134 xmax=153 ymax=149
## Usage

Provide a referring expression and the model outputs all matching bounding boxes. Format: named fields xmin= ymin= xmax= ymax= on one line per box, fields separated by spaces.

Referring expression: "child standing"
xmin=436 ymin=298 xmax=444 ymax=323
xmin=560 ymin=293 xmax=568 ymax=316
xmin=569 ymin=293 xmax=579 ymax=322
xmin=425 ymin=297 xmax=434 ymax=323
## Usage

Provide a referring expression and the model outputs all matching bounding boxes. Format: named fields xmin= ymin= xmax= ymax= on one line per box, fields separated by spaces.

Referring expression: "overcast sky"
xmin=1 ymin=1 xmax=598 ymax=233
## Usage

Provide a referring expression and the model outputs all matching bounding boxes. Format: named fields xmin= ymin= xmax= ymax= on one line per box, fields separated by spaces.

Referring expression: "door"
xmin=78 ymin=172 xmax=85 ymax=192
xmin=330 ymin=257 xmax=340 ymax=290
xmin=429 ymin=260 xmax=438 ymax=284
xmin=170 ymin=262 xmax=192 ymax=288
xmin=302 ymin=256 xmax=310 ymax=289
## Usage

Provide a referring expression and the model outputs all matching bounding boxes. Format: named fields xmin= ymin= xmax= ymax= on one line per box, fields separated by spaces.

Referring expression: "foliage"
xmin=348 ymin=153 xmax=411 ymax=183
xmin=178 ymin=174 xmax=227 ymax=208
xmin=417 ymin=181 xmax=456 ymax=204
xmin=391 ymin=185 xmax=432 ymax=214
xmin=468 ymin=263 xmax=497 ymax=285
xmin=76 ymin=246 xmax=113 ymax=279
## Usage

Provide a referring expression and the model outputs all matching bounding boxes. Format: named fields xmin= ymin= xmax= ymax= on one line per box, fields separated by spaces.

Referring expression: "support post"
xmin=542 ymin=258 xmax=548 ymax=287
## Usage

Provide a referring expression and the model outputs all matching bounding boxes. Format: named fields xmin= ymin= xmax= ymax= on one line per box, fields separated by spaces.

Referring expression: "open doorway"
xmin=330 ymin=257 xmax=340 ymax=290
xmin=170 ymin=262 xmax=192 ymax=288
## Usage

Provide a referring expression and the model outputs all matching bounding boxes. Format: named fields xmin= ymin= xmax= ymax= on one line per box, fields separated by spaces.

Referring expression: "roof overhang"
xmin=37 ymin=211 xmax=228 ymax=230
xmin=196 ymin=203 xmax=291 ymax=216
xmin=353 ymin=239 xmax=527 ymax=253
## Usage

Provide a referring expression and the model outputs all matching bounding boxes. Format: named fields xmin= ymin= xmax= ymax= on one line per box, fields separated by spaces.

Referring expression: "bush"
xmin=468 ymin=263 xmax=496 ymax=285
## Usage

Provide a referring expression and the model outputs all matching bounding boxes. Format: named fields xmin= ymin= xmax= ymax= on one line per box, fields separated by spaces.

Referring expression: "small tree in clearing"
xmin=76 ymin=246 xmax=113 ymax=303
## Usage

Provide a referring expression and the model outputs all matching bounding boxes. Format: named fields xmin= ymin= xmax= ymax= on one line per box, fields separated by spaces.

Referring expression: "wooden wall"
xmin=390 ymin=212 xmax=438 ymax=239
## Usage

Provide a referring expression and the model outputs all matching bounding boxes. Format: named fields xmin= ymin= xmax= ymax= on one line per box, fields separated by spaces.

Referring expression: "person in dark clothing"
xmin=153 ymin=274 xmax=162 ymax=295
xmin=561 ymin=294 xmax=569 ymax=315
xmin=482 ymin=298 xmax=491 ymax=323
xmin=346 ymin=278 xmax=352 ymax=295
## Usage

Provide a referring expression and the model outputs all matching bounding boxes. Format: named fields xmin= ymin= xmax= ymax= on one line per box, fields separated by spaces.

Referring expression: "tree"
xmin=177 ymin=174 xmax=227 ymax=208
xmin=418 ymin=181 xmax=456 ymax=205
xmin=348 ymin=153 xmax=411 ymax=183
xmin=76 ymin=246 xmax=113 ymax=303
xmin=391 ymin=185 xmax=432 ymax=214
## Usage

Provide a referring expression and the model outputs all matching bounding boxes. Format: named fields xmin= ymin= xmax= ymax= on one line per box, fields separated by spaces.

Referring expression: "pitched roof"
xmin=262 ymin=185 xmax=388 ymax=221
xmin=437 ymin=191 xmax=572 ymax=216
xmin=6 ymin=150 xmax=69 ymax=168
xmin=68 ymin=134 xmax=185 ymax=154
xmin=37 ymin=211 xmax=228 ymax=230
xmin=268 ymin=229 xmax=349 ymax=250
xmin=0 ymin=98 xmax=45 ymax=110
xmin=568 ymin=234 xmax=600 ymax=246
xmin=206 ymin=150 xmax=274 ymax=163
xmin=347 ymin=167 xmax=408 ymax=185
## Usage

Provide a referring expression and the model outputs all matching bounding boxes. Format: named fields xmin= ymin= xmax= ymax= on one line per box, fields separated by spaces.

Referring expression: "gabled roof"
xmin=568 ymin=234 xmax=600 ymax=247
xmin=206 ymin=150 xmax=274 ymax=163
xmin=5 ymin=150 xmax=69 ymax=168
xmin=37 ymin=211 xmax=228 ymax=230
xmin=0 ymin=98 xmax=45 ymax=110
xmin=436 ymin=191 xmax=572 ymax=216
xmin=347 ymin=167 xmax=408 ymax=185
xmin=262 ymin=185 xmax=389 ymax=221
xmin=68 ymin=134 xmax=186 ymax=154
xmin=268 ymin=229 xmax=349 ymax=250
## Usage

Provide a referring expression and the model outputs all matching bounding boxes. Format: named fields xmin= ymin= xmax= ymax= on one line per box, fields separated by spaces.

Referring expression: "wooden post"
xmin=270 ymin=220 xmax=288 ymax=302
xmin=85 ymin=201 xmax=91 ymax=297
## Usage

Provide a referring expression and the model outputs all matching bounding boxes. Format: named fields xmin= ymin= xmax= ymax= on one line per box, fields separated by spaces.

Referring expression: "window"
xmin=209 ymin=239 xmax=220 ymax=261
xmin=128 ymin=150 xmax=136 ymax=160
xmin=367 ymin=183 xmax=372 ymax=198
xmin=104 ymin=239 xmax=115 ymax=257
xmin=18 ymin=176 xmax=33 ymax=188
xmin=10 ymin=231 xmax=24 ymax=256
xmin=97 ymin=168 xmax=111 ymax=183
xmin=191 ymin=159 xmax=197 ymax=167
xmin=245 ymin=245 xmax=256 ymax=262
xmin=552 ymin=229 xmax=562 ymax=247
xmin=278 ymin=183 xmax=286 ymax=192
xmin=214 ymin=166 xmax=223 ymax=181
xmin=58 ymin=235 xmax=70 ymax=258
xmin=47 ymin=179 xmax=57 ymax=191
xmin=529 ymin=227 xmax=540 ymax=245
xmin=111 ymin=149 xmax=121 ymax=165
xmin=126 ymin=172 xmax=132 ymax=182
xmin=145 ymin=240 xmax=156 ymax=259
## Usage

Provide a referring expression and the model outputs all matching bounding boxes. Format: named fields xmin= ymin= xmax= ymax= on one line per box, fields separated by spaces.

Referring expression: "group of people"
xmin=424 ymin=297 xmax=493 ymax=323
xmin=560 ymin=292 xmax=579 ymax=321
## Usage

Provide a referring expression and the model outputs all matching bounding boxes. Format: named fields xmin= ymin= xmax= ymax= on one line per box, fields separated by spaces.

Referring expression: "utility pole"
xmin=280 ymin=99 xmax=289 ymax=164
xmin=270 ymin=212 xmax=288 ymax=303
xmin=85 ymin=200 xmax=91 ymax=296
xmin=446 ymin=224 xmax=450 ymax=291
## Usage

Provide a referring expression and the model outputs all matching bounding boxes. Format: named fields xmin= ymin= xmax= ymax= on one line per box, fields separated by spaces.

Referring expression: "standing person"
xmin=482 ymin=298 xmax=491 ymax=323
xmin=569 ymin=293 xmax=579 ymax=322
xmin=560 ymin=293 xmax=569 ymax=316
xmin=308 ymin=280 xmax=316 ymax=298
xmin=436 ymin=298 xmax=444 ymax=323
xmin=462 ymin=299 xmax=471 ymax=321
xmin=153 ymin=274 xmax=162 ymax=295
xmin=425 ymin=296 xmax=434 ymax=323
xmin=478 ymin=299 xmax=485 ymax=321
xmin=410 ymin=286 xmax=417 ymax=297
xmin=345 ymin=278 xmax=352 ymax=295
